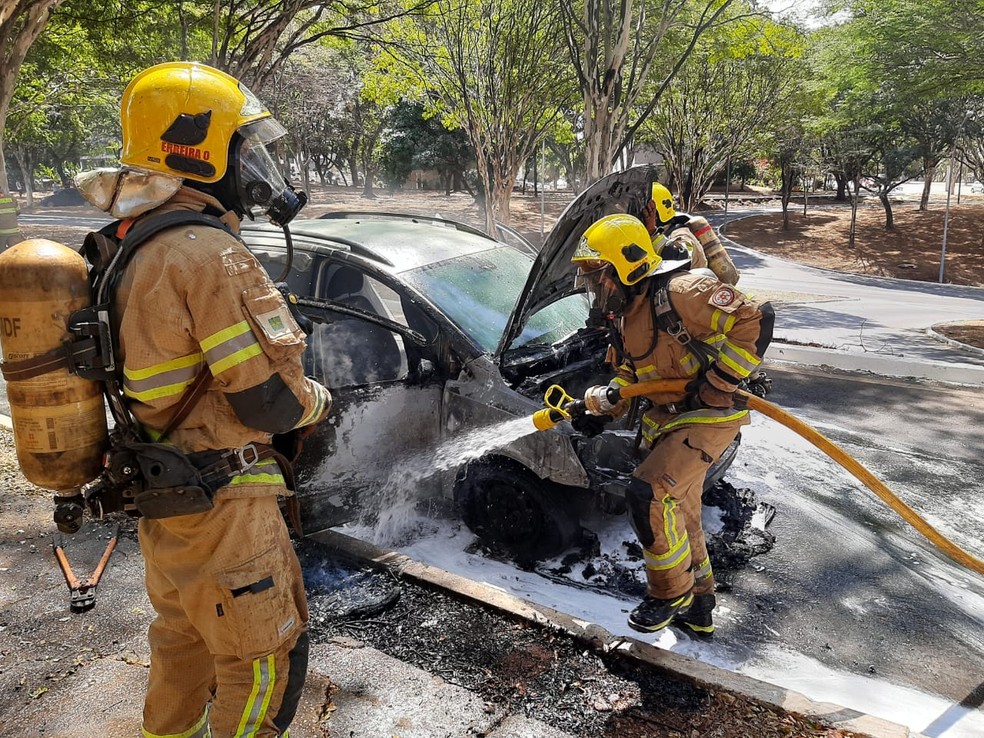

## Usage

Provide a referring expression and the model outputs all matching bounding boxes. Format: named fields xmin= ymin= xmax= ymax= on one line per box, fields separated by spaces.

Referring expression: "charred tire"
xmin=455 ymin=457 xmax=579 ymax=564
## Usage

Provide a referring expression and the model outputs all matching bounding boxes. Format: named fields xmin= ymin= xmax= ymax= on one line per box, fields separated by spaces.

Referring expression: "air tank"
xmin=0 ymin=239 xmax=107 ymax=492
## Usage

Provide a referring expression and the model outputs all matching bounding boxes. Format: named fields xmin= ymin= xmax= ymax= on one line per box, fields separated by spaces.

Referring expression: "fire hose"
xmin=533 ymin=378 xmax=984 ymax=577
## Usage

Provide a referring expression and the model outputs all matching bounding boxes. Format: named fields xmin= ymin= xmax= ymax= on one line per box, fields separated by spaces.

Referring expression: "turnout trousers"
xmin=139 ymin=495 xmax=309 ymax=738
xmin=628 ymin=416 xmax=746 ymax=600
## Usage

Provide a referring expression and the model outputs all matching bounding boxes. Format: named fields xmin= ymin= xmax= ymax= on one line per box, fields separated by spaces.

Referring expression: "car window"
xmin=308 ymin=266 xmax=409 ymax=387
xmin=402 ymin=246 xmax=585 ymax=353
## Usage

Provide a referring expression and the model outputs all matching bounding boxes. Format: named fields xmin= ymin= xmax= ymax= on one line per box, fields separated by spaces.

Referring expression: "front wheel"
xmin=455 ymin=457 xmax=580 ymax=564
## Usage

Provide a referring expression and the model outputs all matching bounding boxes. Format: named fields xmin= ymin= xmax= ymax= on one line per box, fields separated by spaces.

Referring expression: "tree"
xmin=378 ymin=102 xmax=473 ymax=192
xmin=559 ymin=0 xmax=751 ymax=184
xmin=641 ymin=11 xmax=804 ymax=211
xmin=0 ymin=0 xmax=69 ymax=192
xmin=376 ymin=0 xmax=575 ymax=231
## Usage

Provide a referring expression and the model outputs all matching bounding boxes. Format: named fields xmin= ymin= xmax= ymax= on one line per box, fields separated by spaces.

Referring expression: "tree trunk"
xmin=919 ymin=158 xmax=936 ymax=211
xmin=848 ymin=178 xmax=860 ymax=248
xmin=13 ymin=147 xmax=35 ymax=209
xmin=834 ymin=173 xmax=848 ymax=201
xmin=879 ymin=191 xmax=894 ymax=230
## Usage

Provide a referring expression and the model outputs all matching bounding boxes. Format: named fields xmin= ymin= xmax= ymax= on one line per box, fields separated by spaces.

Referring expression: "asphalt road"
xmin=722 ymin=364 xmax=984 ymax=708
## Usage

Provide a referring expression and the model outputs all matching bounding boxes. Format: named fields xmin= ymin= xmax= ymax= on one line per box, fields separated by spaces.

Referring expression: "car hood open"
xmin=495 ymin=165 xmax=659 ymax=357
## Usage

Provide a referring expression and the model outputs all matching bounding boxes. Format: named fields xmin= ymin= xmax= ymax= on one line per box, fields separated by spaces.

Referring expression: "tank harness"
xmin=0 ymin=211 xmax=298 ymax=527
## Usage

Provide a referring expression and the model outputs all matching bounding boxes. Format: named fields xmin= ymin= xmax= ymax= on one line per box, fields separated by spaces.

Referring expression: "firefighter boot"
xmin=672 ymin=592 xmax=716 ymax=639
xmin=627 ymin=592 xmax=694 ymax=633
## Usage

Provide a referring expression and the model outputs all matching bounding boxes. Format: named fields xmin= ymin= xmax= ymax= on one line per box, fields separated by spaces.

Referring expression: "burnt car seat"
xmin=307 ymin=266 xmax=403 ymax=386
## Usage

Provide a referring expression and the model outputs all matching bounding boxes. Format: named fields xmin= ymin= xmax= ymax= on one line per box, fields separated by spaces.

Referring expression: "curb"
xmin=308 ymin=528 xmax=920 ymax=738
xmin=765 ymin=342 xmax=984 ymax=387
xmin=927 ymin=324 xmax=984 ymax=359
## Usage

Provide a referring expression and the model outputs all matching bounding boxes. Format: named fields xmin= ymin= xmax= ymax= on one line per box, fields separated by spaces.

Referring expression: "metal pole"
xmin=724 ymin=157 xmax=731 ymax=218
xmin=939 ymin=158 xmax=955 ymax=283
xmin=540 ymin=141 xmax=546 ymax=243
xmin=957 ymin=161 xmax=963 ymax=205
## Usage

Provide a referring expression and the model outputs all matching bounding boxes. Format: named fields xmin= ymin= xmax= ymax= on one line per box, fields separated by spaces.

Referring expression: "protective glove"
xmin=641 ymin=199 xmax=658 ymax=235
xmin=743 ymin=370 xmax=773 ymax=398
xmin=272 ymin=423 xmax=320 ymax=465
xmin=685 ymin=375 xmax=736 ymax=411
xmin=566 ymin=400 xmax=612 ymax=437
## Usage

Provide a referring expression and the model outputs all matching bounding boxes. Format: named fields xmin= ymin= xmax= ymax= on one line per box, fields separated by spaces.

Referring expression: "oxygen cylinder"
xmin=0 ymin=239 xmax=108 ymax=492
xmin=686 ymin=216 xmax=740 ymax=285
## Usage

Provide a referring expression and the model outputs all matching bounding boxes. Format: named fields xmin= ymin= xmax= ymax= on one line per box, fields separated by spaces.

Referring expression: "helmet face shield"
xmin=574 ymin=261 xmax=625 ymax=314
xmin=235 ymin=118 xmax=307 ymax=226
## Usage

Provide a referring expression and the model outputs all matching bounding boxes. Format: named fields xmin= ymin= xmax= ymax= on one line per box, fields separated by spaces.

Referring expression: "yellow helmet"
xmin=651 ymin=183 xmax=676 ymax=224
xmin=120 ymin=62 xmax=277 ymax=183
xmin=572 ymin=214 xmax=661 ymax=285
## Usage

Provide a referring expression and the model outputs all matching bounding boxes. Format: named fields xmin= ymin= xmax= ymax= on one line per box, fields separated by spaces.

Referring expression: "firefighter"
xmin=642 ymin=182 xmax=739 ymax=285
xmin=0 ymin=187 xmax=22 ymax=253
xmin=82 ymin=62 xmax=330 ymax=737
xmin=571 ymin=213 xmax=773 ymax=637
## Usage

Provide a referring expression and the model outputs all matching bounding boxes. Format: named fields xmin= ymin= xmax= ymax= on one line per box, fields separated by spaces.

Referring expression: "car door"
xmin=253 ymin=247 xmax=448 ymax=535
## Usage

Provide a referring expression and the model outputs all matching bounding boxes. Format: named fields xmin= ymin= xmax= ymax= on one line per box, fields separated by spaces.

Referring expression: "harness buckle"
xmin=231 ymin=443 xmax=259 ymax=473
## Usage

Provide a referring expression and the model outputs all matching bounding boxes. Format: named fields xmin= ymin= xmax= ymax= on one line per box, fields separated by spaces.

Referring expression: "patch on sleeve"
xmin=255 ymin=305 xmax=299 ymax=341
xmin=709 ymin=286 xmax=737 ymax=307
xmin=221 ymin=247 xmax=256 ymax=276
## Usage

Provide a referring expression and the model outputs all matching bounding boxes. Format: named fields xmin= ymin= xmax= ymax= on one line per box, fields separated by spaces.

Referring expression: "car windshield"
xmin=402 ymin=246 xmax=589 ymax=353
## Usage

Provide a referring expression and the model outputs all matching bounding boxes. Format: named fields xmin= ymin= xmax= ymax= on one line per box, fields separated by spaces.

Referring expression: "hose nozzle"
xmin=531 ymin=384 xmax=577 ymax=431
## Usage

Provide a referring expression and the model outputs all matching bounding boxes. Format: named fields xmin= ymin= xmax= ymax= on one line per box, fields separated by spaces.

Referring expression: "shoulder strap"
xmin=654 ymin=273 xmax=718 ymax=371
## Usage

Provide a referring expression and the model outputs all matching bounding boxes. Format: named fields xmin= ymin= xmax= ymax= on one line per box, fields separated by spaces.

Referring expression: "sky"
xmin=339 ymin=412 xmax=984 ymax=738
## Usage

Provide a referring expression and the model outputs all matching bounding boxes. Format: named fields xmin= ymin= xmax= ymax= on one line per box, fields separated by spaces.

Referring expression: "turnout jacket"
xmin=603 ymin=270 xmax=773 ymax=446
xmin=113 ymin=188 xmax=331 ymax=496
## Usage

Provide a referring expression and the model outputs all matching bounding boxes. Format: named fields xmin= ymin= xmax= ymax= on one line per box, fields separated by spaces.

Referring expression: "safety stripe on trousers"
xmin=201 ymin=321 xmax=263 ymax=376
xmin=235 ymin=653 xmax=276 ymax=737
xmin=644 ymin=495 xmax=691 ymax=572
xmin=143 ymin=705 xmax=211 ymax=738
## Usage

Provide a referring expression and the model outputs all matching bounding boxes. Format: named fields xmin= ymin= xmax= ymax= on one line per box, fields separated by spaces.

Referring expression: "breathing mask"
xmin=574 ymin=261 xmax=628 ymax=316
xmin=235 ymin=118 xmax=307 ymax=226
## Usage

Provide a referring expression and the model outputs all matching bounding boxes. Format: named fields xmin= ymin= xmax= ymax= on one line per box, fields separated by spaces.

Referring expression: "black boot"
xmin=672 ymin=593 xmax=716 ymax=639
xmin=627 ymin=592 xmax=694 ymax=633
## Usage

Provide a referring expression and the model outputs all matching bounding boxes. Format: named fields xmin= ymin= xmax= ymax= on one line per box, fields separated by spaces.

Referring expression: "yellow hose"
xmin=619 ymin=379 xmax=984 ymax=577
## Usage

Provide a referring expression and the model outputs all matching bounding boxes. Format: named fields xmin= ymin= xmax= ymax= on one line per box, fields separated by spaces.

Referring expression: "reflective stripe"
xmin=124 ymin=354 xmax=204 ymax=402
xmin=612 ymin=375 xmax=632 ymax=387
xmin=683 ymin=621 xmax=715 ymax=633
xmin=642 ymin=408 xmax=749 ymax=443
xmin=693 ymin=555 xmax=713 ymax=582
xmin=296 ymin=382 xmax=327 ymax=427
xmin=718 ymin=340 xmax=759 ymax=378
xmin=235 ymin=654 xmax=276 ymax=737
xmin=644 ymin=494 xmax=691 ymax=571
xmin=711 ymin=309 xmax=736 ymax=334
xmin=143 ymin=706 xmax=211 ymax=738
xmin=201 ymin=321 xmax=263 ymax=376
xmin=679 ymin=353 xmax=701 ymax=375
xmin=0 ymin=228 xmax=20 ymax=234
xmin=230 ymin=458 xmax=284 ymax=487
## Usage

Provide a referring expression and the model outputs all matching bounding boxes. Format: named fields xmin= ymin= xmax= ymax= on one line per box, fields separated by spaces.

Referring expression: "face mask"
xmin=574 ymin=262 xmax=626 ymax=315
xmin=235 ymin=119 xmax=307 ymax=226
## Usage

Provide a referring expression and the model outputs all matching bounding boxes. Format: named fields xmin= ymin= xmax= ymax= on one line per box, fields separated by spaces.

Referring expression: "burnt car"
xmin=241 ymin=166 xmax=738 ymax=561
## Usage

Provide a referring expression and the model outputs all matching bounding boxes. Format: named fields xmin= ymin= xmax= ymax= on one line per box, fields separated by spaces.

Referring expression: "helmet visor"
xmin=234 ymin=117 xmax=307 ymax=225
xmin=236 ymin=118 xmax=289 ymax=210
xmin=574 ymin=261 xmax=622 ymax=313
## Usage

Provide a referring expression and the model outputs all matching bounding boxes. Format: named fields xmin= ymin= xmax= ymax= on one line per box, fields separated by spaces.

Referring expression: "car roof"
xmin=241 ymin=212 xmax=507 ymax=273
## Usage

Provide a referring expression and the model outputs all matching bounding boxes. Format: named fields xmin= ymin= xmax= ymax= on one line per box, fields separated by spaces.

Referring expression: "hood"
xmin=495 ymin=165 xmax=659 ymax=356
xmin=76 ymin=167 xmax=183 ymax=218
